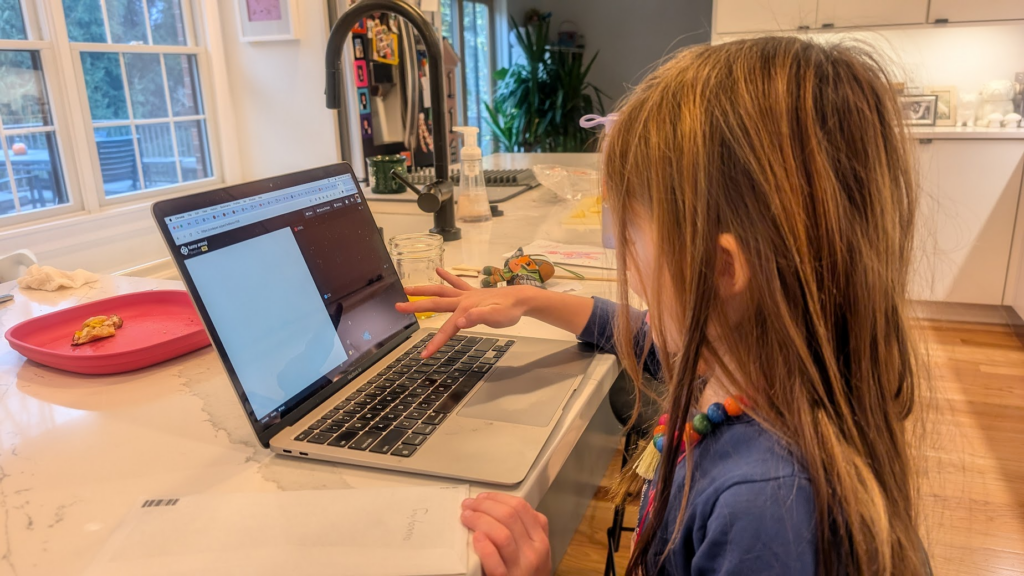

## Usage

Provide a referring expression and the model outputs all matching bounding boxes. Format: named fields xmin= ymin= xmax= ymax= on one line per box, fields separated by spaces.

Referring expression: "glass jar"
xmin=389 ymin=233 xmax=444 ymax=319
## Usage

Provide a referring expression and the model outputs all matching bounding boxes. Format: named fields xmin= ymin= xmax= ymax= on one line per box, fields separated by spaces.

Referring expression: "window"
xmin=439 ymin=0 xmax=494 ymax=153
xmin=65 ymin=0 xmax=213 ymax=198
xmin=461 ymin=1 xmax=492 ymax=154
xmin=0 ymin=1 xmax=69 ymax=218
xmin=0 ymin=0 xmax=216 ymax=227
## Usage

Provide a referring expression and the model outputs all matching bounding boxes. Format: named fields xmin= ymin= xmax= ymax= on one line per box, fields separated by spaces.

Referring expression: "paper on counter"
xmin=504 ymin=240 xmax=616 ymax=270
xmin=85 ymin=485 xmax=470 ymax=576
xmin=546 ymin=280 xmax=583 ymax=293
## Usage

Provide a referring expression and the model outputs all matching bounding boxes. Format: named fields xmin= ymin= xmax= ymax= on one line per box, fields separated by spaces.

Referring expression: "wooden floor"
xmin=555 ymin=320 xmax=1024 ymax=576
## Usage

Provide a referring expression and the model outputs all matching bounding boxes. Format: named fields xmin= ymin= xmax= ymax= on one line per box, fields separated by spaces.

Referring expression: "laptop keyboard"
xmin=292 ymin=333 xmax=516 ymax=458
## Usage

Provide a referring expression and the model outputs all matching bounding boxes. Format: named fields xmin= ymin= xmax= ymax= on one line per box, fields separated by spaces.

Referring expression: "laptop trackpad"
xmin=457 ymin=367 xmax=577 ymax=427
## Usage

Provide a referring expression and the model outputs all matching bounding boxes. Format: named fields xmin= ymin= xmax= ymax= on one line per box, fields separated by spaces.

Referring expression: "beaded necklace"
xmin=632 ymin=395 xmax=747 ymax=539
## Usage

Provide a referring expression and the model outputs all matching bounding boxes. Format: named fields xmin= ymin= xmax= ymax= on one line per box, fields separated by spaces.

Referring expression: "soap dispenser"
xmin=452 ymin=127 xmax=491 ymax=223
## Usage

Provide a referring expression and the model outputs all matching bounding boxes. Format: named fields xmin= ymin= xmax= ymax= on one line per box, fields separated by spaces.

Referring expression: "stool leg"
xmin=605 ymin=527 xmax=618 ymax=576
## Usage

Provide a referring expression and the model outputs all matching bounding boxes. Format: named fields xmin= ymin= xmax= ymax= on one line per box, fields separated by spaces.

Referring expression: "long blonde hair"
xmin=603 ymin=37 xmax=927 ymax=575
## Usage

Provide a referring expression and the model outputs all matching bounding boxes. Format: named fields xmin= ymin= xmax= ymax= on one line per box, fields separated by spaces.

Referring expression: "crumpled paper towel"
xmin=17 ymin=265 xmax=99 ymax=291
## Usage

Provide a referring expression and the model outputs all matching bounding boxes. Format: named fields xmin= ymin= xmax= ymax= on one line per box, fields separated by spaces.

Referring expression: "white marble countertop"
xmin=0 ymin=165 xmax=623 ymax=575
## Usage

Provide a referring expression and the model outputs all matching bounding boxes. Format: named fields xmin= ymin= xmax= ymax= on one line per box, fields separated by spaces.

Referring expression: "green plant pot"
xmin=367 ymin=155 xmax=408 ymax=194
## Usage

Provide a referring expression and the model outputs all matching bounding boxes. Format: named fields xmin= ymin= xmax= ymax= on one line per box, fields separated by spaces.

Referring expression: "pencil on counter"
xmin=448 ymin=265 xmax=616 ymax=283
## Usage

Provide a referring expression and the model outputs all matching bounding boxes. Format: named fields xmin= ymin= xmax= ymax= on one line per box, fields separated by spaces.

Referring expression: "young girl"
xmin=397 ymin=36 xmax=929 ymax=575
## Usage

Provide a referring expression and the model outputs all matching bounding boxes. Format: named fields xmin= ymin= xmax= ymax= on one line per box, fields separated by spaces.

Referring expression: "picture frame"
xmin=352 ymin=18 xmax=367 ymax=34
xmin=236 ymin=0 xmax=298 ymax=43
xmin=354 ymin=60 xmax=368 ymax=88
xmin=925 ymin=86 xmax=957 ymax=127
xmin=360 ymin=115 xmax=373 ymax=138
xmin=372 ymin=27 xmax=399 ymax=65
xmin=899 ymin=94 xmax=938 ymax=126
xmin=357 ymin=88 xmax=371 ymax=114
xmin=353 ymin=36 xmax=365 ymax=60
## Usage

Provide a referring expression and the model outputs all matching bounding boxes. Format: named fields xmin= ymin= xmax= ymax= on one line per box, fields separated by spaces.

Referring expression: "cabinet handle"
xmin=933 ymin=18 xmax=949 ymax=24
xmin=797 ymin=25 xmax=810 ymax=30
xmin=821 ymin=22 xmax=834 ymax=28
xmin=918 ymin=139 xmax=933 ymax=144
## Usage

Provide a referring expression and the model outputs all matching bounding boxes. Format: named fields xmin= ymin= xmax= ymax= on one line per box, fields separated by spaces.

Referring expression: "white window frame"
xmin=441 ymin=0 xmax=496 ymax=144
xmin=60 ymin=0 xmax=222 ymax=209
xmin=0 ymin=0 xmax=85 ymax=227
xmin=0 ymin=0 xmax=223 ymax=230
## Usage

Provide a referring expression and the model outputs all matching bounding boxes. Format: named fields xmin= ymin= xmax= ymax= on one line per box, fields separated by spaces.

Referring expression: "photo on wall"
xmin=357 ymin=88 xmax=371 ymax=114
xmin=899 ymin=94 xmax=938 ymax=126
xmin=354 ymin=60 xmax=368 ymax=88
xmin=351 ymin=18 xmax=366 ymax=34
xmin=925 ymin=86 xmax=957 ymax=127
xmin=353 ymin=36 xmax=365 ymax=59
xmin=360 ymin=115 xmax=373 ymax=138
xmin=236 ymin=0 xmax=297 ymax=42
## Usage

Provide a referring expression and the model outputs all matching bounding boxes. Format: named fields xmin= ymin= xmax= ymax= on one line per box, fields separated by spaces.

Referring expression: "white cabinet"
xmin=714 ymin=0 xmax=817 ymax=33
xmin=815 ymin=0 xmax=928 ymax=28
xmin=928 ymin=0 xmax=1024 ymax=23
xmin=913 ymin=139 xmax=1024 ymax=305
xmin=714 ymin=0 xmax=1024 ymax=33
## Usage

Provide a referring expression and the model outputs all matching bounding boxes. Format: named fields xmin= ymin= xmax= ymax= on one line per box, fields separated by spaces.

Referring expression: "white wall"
xmin=505 ymin=0 xmax=713 ymax=104
xmin=217 ymin=1 xmax=340 ymax=181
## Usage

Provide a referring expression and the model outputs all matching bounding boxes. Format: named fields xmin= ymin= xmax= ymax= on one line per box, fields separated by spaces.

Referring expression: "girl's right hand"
xmin=395 ymin=268 xmax=538 ymax=357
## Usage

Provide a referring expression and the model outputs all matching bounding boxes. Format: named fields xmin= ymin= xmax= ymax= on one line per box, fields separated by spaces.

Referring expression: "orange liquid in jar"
xmin=407 ymin=295 xmax=436 ymax=320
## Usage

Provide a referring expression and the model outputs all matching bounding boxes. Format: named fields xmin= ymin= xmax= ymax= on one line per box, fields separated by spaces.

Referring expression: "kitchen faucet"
xmin=325 ymin=0 xmax=462 ymax=241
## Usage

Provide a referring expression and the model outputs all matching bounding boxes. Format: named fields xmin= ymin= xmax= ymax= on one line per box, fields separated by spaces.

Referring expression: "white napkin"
xmin=17 ymin=264 xmax=99 ymax=291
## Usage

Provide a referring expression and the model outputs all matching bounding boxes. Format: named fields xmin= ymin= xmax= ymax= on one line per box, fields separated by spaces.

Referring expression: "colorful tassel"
xmin=634 ymin=440 xmax=661 ymax=481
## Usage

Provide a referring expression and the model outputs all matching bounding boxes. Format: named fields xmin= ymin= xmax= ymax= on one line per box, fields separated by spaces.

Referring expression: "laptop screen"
xmin=156 ymin=164 xmax=416 ymax=439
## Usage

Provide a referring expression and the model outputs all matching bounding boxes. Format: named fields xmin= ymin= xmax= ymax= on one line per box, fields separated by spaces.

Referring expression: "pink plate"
xmin=5 ymin=290 xmax=211 ymax=375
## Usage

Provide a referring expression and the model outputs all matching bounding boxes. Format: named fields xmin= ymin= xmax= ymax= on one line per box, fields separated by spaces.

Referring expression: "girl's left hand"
xmin=461 ymin=493 xmax=552 ymax=576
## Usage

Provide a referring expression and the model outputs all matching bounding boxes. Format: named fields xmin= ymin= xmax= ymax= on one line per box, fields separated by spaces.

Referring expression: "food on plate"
xmin=72 ymin=315 xmax=124 ymax=346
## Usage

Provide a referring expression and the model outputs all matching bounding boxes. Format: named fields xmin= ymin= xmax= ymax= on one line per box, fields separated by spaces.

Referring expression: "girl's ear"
xmin=716 ymin=233 xmax=750 ymax=297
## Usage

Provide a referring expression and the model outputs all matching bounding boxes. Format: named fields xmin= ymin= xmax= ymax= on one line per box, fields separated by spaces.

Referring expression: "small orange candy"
xmin=724 ymin=396 xmax=744 ymax=417
xmin=653 ymin=424 xmax=667 ymax=437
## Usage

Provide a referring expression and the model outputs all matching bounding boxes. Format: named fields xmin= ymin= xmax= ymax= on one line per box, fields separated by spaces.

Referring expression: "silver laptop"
xmin=152 ymin=163 xmax=594 ymax=485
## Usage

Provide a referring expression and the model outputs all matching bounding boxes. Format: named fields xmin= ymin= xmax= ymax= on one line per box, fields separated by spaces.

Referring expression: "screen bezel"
xmin=152 ymin=162 xmax=419 ymax=447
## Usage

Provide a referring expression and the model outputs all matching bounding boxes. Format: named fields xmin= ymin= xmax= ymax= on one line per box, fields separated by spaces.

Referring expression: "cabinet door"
xmin=928 ymin=0 xmax=1024 ymax=23
xmin=715 ymin=0 xmax=817 ymax=33
xmin=930 ymin=140 xmax=1024 ymax=305
xmin=909 ymin=141 xmax=937 ymax=301
xmin=815 ymin=0 xmax=928 ymax=28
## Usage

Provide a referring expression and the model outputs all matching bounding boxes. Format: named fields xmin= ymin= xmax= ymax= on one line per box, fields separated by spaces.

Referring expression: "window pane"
xmin=124 ymin=53 xmax=168 ymax=119
xmin=107 ymin=0 xmax=148 ymax=45
xmin=463 ymin=2 xmax=492 ymax=153
xmin=94 ymin=125 xmax=140 ymax=196
xmin=81 ymin=52 xmax=129 ymax=121
xmin=138 ymin=123 xmax=178 ymax=188
xmin=63 ymin=0 xmax=107 ymax=43
xmin=0 ymin=159 xmax=11 ymax=216
xmin=439 ymin=0 xmax=455 ymax=45
xmin=175 ymin=120 xmax=210 ymax=182
xmin=164 ymin=54 xmax=201 ymax=116
xmin=0 ymin=0 xmax=26 ymax=40
xmin=5 ymin=132 xmax=68 ymax=213
xmin=149 ymin=0 xmax=186 ymax=46
xmin=0 ymin=51 xmax=53 ymax=129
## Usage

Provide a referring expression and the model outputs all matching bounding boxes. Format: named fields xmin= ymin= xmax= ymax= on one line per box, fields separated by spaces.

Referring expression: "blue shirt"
xmin=579 ymin=297 xmax=817 ymax=575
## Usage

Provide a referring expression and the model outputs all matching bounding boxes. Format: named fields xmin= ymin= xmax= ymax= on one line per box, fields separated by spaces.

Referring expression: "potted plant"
xmin=485 ymin=14 xmax=608 ymax=153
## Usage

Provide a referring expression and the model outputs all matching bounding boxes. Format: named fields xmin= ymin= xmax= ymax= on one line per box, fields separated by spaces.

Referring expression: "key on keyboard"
xmin=370 ymin=429 xmax=408 ymax=454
